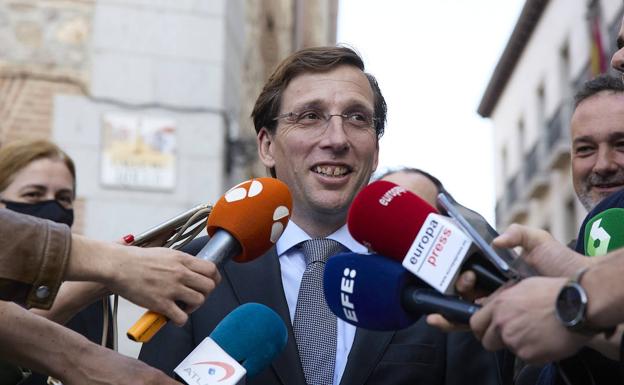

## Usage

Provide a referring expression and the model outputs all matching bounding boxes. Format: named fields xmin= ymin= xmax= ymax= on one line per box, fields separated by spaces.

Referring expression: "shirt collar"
xmin=276 ymin=220 xmax=368 ymax=257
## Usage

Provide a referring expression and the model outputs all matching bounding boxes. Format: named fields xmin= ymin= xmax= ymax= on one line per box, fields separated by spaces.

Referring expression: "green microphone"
xmin=583 ymin=208 xmax=624 ymax=257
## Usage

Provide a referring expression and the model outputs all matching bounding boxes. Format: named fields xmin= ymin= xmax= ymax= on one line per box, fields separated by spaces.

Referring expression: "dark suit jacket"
xmin=139 ymin=237 xmax=507 ymax=385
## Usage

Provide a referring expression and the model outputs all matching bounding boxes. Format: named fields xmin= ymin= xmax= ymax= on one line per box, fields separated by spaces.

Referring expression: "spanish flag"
xmin=589 ymin=0 xmax=607 ymax=76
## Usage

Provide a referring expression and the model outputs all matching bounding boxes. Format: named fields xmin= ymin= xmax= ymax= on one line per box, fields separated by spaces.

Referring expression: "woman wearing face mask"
xmin=0 ymin=139 xmax=76 ymax=227
xmin=0 ymin=139 xmax=112 ymax=384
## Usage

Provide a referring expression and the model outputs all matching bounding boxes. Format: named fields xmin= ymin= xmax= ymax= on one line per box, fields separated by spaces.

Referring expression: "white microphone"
xmin=175 ymin=337 xmax=246 ymax=385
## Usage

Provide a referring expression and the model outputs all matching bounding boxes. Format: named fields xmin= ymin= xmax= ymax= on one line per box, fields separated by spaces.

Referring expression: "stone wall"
xmin=0 ymin=0 xmax=93 ymax=233
xmin=0 ymin=0 xmax=92 ymax=77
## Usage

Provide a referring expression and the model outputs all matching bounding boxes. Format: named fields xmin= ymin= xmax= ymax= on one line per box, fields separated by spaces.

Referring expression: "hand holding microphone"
xmin=57 ymin=233 xmax=221 ymax=328
xmin=493 ymin=224 xmax=592 ymax=277
xmin=469 ymin=276 xmax=589 ymax=364
xmin=127 ymin=178 xmax=292 ymax=342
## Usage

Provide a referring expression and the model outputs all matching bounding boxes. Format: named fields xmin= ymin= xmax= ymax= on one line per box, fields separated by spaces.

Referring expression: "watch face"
xmin=556 ymin=284 xmax=585 ymax=325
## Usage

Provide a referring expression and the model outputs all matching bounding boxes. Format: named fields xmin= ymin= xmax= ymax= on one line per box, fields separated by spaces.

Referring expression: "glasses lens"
xmin=345 ymin=112 xmax=374 ymax=128
xmin=294 ymin=109 xmax=325 ymax=126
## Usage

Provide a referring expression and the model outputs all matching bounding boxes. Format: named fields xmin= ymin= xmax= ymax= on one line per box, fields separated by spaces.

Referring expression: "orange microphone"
xmin=127 ymin=177 xmax=292 ymax=342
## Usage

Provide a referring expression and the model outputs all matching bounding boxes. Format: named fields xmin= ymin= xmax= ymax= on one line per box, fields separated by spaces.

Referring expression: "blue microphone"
xmin=211 ymin=303 xmax=288 ymax=377
xmin=175 ymin=303 xmax=288 ymax=383
xmin=324 ymin=252 xmax=480 ymax=331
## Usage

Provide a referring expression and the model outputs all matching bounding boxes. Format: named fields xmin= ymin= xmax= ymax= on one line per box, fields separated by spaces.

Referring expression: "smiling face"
xmin=0 ymin=157 xmax=75 ymax=209
xmin=571 ymin=91 xmax=624 ymax=210
xmin=257 ymin=65 xmax=379 ymax=236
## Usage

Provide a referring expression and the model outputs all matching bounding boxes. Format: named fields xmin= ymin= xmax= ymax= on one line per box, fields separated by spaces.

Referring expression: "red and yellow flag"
xmin=589 ymin=1 xmax=607 ymax=76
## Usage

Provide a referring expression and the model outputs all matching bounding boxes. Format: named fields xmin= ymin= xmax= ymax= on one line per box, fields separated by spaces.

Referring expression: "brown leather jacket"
xmin=0 ymin=209 xmax=71 ymax=309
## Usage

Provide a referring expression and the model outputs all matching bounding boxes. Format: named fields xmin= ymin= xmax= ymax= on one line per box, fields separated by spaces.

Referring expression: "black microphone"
xmin=403 ymin=287 xmax=479 ymax=324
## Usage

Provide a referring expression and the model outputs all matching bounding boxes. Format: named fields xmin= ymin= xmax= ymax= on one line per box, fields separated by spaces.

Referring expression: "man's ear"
xmin=257 ymin=127 xmax=276 ymax=169
xmin=372 ymin=146 xmax=379 ymax=173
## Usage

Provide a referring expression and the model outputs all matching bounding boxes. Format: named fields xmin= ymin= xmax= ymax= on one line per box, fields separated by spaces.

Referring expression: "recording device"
xmin=436 ymin=190 xmax=536 ymax=280
xmin=130 ymin=203 xmax=212 ymax=248
xmin=127 ymin=178 xmax=292 ymax=342
xmin=348 ymin=181 xmax=526 ymax=294
xmin=174 ymin=303 xmax=288 ymax=384
xmin=323 ymin=252 xmax=480 ymax=330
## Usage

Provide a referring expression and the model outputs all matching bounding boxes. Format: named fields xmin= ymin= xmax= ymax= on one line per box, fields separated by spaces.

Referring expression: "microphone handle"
xmin=402 ymin=287 xmax=481 ymax=324
xmin=127 ymin=230 xmax=241 ymax=342
xmin=196 ymin=229 xmax=241 ymax=263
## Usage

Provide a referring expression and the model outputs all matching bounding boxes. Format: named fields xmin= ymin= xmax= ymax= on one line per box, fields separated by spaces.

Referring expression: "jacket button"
xmin=36 ymin=286 xmax=50 ymax=299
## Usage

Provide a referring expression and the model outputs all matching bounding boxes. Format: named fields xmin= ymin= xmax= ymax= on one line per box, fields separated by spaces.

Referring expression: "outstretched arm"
xmin=0 ymin=301 xmax=181 ymax=385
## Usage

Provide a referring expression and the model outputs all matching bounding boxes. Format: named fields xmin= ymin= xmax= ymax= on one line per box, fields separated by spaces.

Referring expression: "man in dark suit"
xmin=139 ymin=45 xmax=504 ymax=385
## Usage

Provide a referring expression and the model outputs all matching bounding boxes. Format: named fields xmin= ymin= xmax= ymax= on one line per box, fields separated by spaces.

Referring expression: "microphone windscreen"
xmin=207 ymin=177 xmax=292 ymax=262
xmin=348 ymin=180 xmax=437 ymax=260
xmin=583 ymin=207 xmax=624 ymax=256
xmin=324 ymin=252 xmax=420 ymax=330
xmin=575 ymin=189 xmax=624 ymax=254
xmin=210 ymin=303 xmax=288 ymax=377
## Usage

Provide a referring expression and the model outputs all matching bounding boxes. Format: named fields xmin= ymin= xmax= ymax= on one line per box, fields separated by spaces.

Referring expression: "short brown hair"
xmin=0 ymin=139 xmax=76 ymax=197
xmin=251 ymin=45 xmax=387 ymax=138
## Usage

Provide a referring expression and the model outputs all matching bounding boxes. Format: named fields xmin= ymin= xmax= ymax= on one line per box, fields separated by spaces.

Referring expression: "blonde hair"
xmin=0 ymin=139 xmax=76 ymax=197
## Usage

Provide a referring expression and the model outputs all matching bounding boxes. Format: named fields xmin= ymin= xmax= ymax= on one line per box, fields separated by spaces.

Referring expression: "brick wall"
xmin=0 ymin=76 xmax=81 ymax=141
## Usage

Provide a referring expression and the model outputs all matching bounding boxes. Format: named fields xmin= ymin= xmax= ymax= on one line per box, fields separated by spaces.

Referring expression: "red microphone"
xmin=348 ymin=180 xmax=436 ymax=259
xmin=348 ymin=180 xmax=505 ymax=294
xmin=127 ymin=177 xmax=292 ymax=342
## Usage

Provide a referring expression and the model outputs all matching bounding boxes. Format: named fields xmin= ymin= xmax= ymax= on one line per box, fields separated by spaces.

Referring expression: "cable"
xmin=165 ymin=207 xmax=212 ymax=250
xmin=112 ymin=294 xmax=119 ymax=352
xmin=104 ymin=204 xmax=213 ymax=355
xmin=101 ymin=297 xmax=109 ymax=347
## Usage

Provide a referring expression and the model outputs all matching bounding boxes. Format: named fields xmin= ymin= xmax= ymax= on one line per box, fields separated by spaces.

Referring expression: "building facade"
xmin=479 ymin=0 xmax=624 ymax=243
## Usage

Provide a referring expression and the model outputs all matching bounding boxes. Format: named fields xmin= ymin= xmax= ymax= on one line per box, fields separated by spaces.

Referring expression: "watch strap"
xmin=571 ymin=266 xmax=590 ymax=285
xmin=568 ymin=266 xmax=616 ymax=338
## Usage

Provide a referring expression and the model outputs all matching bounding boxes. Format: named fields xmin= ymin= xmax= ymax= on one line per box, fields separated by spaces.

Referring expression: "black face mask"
xmin=2 ymin=199 xmax=74 ymax=227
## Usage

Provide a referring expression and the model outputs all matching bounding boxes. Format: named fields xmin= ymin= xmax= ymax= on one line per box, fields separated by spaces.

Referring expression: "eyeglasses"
xmin=273 ymin=108 xmax=376 ymax=132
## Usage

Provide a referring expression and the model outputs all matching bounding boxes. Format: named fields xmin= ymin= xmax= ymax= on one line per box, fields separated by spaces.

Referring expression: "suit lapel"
xmin=339 ymin=328 xmax=395 ymax=385
xmin=223 ymin=248 xmax=306 ymax=385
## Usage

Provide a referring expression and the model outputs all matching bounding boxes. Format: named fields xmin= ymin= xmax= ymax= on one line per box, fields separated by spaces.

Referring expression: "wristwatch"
xmin=555 ymin=267 xmax=616 ymax=337
xmin=555 ymin=267 xmax=590 ymax=333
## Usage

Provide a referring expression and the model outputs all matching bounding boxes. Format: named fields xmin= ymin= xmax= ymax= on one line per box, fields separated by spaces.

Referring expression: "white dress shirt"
xmin=276 ymin=220 xmax=366 ymax=385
